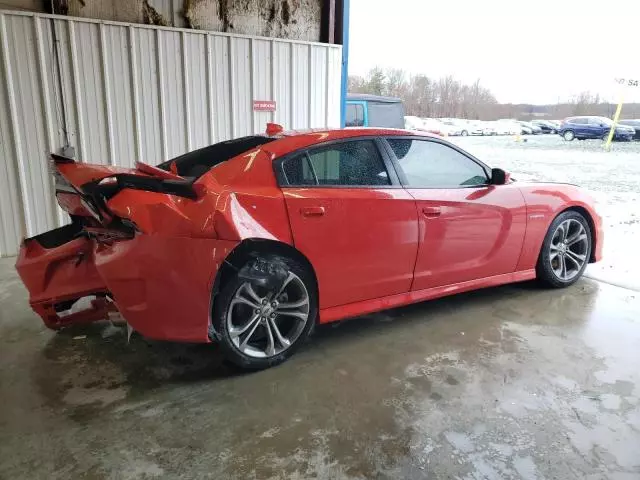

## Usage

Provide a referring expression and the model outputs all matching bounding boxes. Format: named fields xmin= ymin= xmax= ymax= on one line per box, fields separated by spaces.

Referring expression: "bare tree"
xmin=347 ymin=71 xmax=639 ymax=120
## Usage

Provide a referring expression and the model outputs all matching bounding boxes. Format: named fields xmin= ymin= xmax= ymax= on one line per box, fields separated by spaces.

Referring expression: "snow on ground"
xmin=451 ymin=135 xmax=640 ymax=291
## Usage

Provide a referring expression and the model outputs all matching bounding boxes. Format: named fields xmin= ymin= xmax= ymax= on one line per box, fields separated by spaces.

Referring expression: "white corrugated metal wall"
xmin=0 ymin=10 xmax=342 ymax=257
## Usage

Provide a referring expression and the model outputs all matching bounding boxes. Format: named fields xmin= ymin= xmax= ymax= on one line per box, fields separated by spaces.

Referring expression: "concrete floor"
xmin=1 ymin=257 xmax=639 ymax=479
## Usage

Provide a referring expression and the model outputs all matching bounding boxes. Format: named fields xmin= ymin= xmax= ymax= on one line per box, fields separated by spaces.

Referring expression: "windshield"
xmin=157 ymin=136 xmax=276 ymax=178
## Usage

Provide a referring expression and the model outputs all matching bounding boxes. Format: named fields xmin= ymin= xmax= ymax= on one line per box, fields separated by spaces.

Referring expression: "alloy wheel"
xmin=549 ymin=218 xmax=589 ymax=281
xmin=226 ymin=271 xmax=310 ymax=358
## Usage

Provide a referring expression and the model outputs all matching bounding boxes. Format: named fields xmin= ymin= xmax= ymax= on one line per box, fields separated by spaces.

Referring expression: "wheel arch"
xmin=210 ymin=238 xmax=319 ymax=319
xmin=561 ymin=206 xmax=597 ymax=263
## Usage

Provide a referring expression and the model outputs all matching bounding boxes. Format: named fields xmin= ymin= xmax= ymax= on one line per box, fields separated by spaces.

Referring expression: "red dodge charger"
xmin=16 ymin=126 xmax=603 ymax=369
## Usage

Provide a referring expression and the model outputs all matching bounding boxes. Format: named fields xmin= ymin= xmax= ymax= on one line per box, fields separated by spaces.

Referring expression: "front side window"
xmin=387 ymin=139 xmax=488 ymax=188
xmin=281 ymin=140 xmax=390 ymax=187
xmin=572 ymin=118 xmax=588 ymax=125
xmin=345 ymin=104 xmax=365 ymax=127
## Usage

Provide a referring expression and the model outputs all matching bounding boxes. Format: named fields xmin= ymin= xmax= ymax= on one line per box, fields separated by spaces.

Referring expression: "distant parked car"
xmin=481 ymin=122 xmax=497 ymax=136
xmin=459 ymin=121 xmax=485 ymax=136
xmin=420 ymin=118 xmax=446 ymax=136
xmin=346 ymin=94 xmax=405 ymax=128
xmin=404 ymin=115 xmax=425 ymax=131
xmin=517 ymin=121 xmax=542 ymax=135
xmin=517 ymin=123 xmax=534 ymax=135
xmin=559 ymin=116 xmax=635 ymax=141
xmin=493 ymin=121 xmax=521 ymax=135
xmin=531 ymin=120 xmax=558 ymax=134
xmin=440 ymin=120 xmax=463 ymax=136
xmin=619 ymin=119 xmax=640 ymax=140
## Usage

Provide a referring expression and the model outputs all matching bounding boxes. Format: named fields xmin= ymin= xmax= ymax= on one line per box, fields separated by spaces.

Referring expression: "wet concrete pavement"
xmin=1 ymin=256 xmax=639 ymax=479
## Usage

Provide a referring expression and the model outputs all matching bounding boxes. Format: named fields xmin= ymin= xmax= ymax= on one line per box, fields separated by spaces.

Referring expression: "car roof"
xmin=262 ymin=127 xmax=437 ymax=157
xmin=346 ymin=93 xmax=402 ymax=103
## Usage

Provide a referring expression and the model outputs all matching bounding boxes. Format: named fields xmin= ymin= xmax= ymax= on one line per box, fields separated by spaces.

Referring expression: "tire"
xmin=211 ymin=253 xmax=317 ymax=370
xmin=563 ymin=130 xmax=575 ymax=141
xmin=536 ymin=211 xmax=592 ymax=288
xmin=461 ymin=130 xmax=468 ymax=136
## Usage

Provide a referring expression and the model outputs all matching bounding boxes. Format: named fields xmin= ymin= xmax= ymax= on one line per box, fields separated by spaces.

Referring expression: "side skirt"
xmin=318 ymin=270 xmax=537 ymax=324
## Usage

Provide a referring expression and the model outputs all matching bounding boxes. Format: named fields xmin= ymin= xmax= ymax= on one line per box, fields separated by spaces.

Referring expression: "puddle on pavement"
xmin=2 ymin=273 xmax=640 ymax=479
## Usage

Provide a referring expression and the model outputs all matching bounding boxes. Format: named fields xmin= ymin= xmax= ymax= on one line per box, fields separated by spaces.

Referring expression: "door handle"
xmin=421 ymin=206 xmax=441 ymax=217
xmin=300 ymin=206 xmax=325 ymax=217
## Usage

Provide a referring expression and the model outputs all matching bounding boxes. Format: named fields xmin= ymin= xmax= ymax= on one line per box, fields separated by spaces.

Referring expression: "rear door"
xmin=383 ymin=137 xmax=527 ymax=291
xmin=587 ymin=117 xmax=606 ymax=138
xmin=572 ymin=118 xmax=590 ymax=137
xmin=278 ymin=138 xmax=419 ymax=309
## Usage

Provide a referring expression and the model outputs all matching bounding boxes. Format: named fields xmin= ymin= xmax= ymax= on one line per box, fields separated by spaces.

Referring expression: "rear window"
xmin=158 ymin=136 xmax=276 ymax=178
xmin=367 ymin=102 xmax=405 ymax=128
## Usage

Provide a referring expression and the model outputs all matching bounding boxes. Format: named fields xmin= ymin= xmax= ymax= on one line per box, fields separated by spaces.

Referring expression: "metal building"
xmin=0 ymin=1 xmax=349 ymax=257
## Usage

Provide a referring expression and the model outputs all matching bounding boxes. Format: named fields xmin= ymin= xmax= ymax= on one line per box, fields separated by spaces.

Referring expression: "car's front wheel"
xmin=212 ymin=254 xmax=317 ymax=370
xmin=536 ymin=211 xmax=592 ymax=288
xmin=563 ymin=130 xmax=575 ymax=141
xmin=461 ymin=130 xmax=468 ymax=136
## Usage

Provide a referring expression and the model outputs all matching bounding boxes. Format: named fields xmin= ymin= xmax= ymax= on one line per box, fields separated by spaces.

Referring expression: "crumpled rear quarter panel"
xmin=93 ymin=235 xmax=238 ymax=342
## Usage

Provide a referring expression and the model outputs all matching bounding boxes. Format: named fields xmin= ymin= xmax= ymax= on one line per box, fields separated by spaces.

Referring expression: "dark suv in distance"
xmin=619 ymin=119 xmax=640 ymax=140
xmin=559 ymin=116 xmax=635 ymax=141
xmin=531 ymin=120 xmax=558 ymax=134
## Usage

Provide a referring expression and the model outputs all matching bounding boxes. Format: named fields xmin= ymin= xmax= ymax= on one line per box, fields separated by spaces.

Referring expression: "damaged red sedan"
xmin=16 ymin=126 xmax=603 ymax=369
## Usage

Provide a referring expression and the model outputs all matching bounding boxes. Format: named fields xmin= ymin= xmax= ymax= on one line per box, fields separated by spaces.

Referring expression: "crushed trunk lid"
xmin=51 ymin=154 xmax=197 ymax=222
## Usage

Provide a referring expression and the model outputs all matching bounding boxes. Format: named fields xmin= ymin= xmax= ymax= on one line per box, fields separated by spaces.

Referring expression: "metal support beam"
xmin=336 ymin=0 xmax=349 ymax=127
xmin=321 ymin=0 xmax=336 ymax=44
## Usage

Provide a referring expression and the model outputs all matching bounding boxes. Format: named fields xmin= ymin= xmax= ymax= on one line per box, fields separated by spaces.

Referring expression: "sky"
xmin=348 ymin=0 xmax=640 ymax=105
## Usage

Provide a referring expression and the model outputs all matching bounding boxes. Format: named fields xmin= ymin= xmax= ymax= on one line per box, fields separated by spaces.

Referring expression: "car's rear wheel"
xmin=536 ymin=211 xmax=592 ymax=288
xmin=563 ymin=130 xmax=575 ymax=141
xmin=461 ymin=130 xmax=468 ymax=136
xmin=212 ymin=254 xmax=317 ymax=370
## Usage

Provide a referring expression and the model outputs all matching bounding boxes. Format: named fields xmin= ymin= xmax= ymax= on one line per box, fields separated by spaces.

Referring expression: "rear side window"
xmin=281 ymin=140 xmax=391 ymax=187
xmin=282 ymin=154 xmax=316 ymax=185
xmin=387 ymin=139 xmax=488 ymax=188
xmin=345 ymin=104 xmax=364 ymax=127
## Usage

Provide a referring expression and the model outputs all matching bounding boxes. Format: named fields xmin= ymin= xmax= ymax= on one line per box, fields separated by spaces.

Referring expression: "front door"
xmin=279 ymin=138 xmax=419 ymax=309
xmin=384 ymin=137 xmax=527 ymax=291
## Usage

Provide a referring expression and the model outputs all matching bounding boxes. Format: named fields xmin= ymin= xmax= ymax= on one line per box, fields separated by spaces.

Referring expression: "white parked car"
xmin=481 ymin=122 xmax=497 ymax=136
xmin=420 ymin=118 xmax=447 ymax=136
xmin=454 ymin=120 xmax=484 ymax=136
xmin=404 ymin=116 xmax=425 ymax=131
xmin=440 ymin=120 xmax=463 ymax=136
xmin=493 ymin=121 xmax=521 ymax=135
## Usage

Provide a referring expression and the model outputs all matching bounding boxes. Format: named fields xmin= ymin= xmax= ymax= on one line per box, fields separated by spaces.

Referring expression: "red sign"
xmin=253 ymin=100 xmax=276 ymax=112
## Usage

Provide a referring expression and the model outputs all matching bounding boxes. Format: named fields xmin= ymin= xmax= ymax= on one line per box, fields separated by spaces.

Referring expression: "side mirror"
xmin=491 ymin=168 xmax=509 ymax=185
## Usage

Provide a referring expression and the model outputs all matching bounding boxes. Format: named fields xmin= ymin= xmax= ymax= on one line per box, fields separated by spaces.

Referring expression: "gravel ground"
xmin=451 ymin=134 xmax=640 ymax=291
